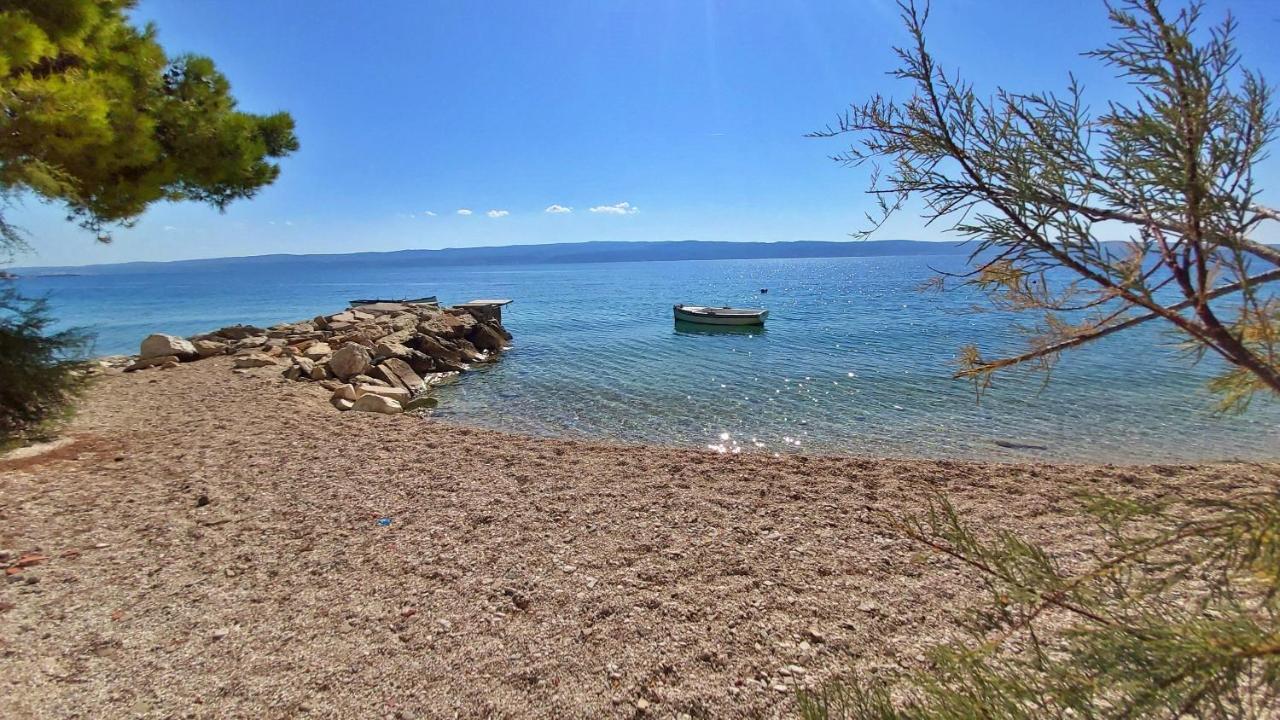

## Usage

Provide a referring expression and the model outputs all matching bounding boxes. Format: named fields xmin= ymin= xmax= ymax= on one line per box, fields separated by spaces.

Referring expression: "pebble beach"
xmin=2 ymin=356 xmax=1275 ymax=718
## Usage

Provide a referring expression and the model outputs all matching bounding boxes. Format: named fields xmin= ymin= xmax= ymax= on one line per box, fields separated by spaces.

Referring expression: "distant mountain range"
xmin=12 ymin=239 xmax=971 ymax=276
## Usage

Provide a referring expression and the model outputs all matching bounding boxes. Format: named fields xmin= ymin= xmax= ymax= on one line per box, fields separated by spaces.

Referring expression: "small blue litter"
xmin=377 ymin=518 xmax=392 ymax=527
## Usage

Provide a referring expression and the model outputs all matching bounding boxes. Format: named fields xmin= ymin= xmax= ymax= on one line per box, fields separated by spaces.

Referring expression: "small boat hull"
xmin=674 ymin=320 xmax=765 ymax=336
xmin=673 ymin=305 xmax=768 ymax=326
xmin=350 ymin=296 xmax=438 ymax=306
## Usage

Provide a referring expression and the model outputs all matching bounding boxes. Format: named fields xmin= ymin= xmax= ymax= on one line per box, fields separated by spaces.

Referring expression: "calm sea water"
xmin=15 ymin=254 xmax=1280 ymax=463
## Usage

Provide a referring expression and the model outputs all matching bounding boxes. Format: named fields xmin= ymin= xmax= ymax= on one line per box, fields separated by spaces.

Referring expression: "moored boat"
xmin=349 ymin=296 xmax=438 ymax=306
xmin=673 ymin=304 xmax=768 ymax=326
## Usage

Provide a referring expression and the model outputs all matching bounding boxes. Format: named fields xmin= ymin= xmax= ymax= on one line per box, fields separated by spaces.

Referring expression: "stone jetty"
xmin=117 ymin=301 xmax=511 ymax=414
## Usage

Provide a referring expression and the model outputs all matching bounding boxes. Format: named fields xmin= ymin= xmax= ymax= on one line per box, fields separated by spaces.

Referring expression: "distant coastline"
xmin=9 ymin=239 xmax=970 ymax=276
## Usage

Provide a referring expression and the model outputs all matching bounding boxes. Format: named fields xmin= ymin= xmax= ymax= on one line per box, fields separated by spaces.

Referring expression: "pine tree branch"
xmin=1253 ymin=204 xmax=1280 ymax=224
xmin=954 ymin=267 xmax=1280 ymax=379
xmin=898 ymin=532 xmax=1116 ymax=628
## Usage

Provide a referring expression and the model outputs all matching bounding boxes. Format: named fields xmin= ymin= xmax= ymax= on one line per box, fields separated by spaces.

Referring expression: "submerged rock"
xmin=404 ymin=396 xmax=439 ymax=412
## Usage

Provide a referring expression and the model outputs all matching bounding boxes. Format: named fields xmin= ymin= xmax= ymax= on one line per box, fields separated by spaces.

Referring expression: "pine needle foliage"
xmin=0 ymin=0 xmax=297 ymax=440
xmin=797 ymin=490 xmax=1280 ymax=719
xmin=810 ymin=0 xmax=1280 ymax=412
xmin=0 ymin=283 xmax=88 ymax=440
xmin=0 ymin=0 xmax=299 ymax=241
xmin=804 ymin=2 xmax=1280 ymax=717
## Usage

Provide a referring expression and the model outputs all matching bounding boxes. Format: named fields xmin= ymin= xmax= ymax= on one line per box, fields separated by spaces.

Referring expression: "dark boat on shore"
xmin=349 ymin=296 xmax=438 ymax=306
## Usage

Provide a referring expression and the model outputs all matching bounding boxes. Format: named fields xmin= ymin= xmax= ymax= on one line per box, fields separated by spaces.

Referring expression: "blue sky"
xmin=13 ymin=0 xmax=1280 ymax=265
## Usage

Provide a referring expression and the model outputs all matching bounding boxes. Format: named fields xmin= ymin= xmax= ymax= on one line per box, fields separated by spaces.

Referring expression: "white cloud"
xmin=456 ymin=208 xmax=473 ymax=216
xmin=424 ymin=210 xmax=437 ymax=217
xmin=544 ymin=204 xmax=573 ymax=214
xmin=589 ymin=201 xmax=639 ymax=215
xmin=284 ymin=220 xmax=295 ymax=226
xmin=486 ymin=209 xmax=510 ymax=218
xmin=163 ymin=225 xmax=177 ymax=231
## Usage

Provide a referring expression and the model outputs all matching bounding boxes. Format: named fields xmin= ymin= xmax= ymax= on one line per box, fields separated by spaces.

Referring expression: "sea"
xmin=14 ymin=253 xmax=1280 ymax=464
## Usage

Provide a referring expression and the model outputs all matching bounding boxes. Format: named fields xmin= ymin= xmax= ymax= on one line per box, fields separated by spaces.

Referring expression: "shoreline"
xmin=3 ymin=356 xmax=1277 ymax=718
xmin=70 ymin=351 xmax=1280 ymax=466
xmin=415 ymin=416 xmax=1274 ymax=469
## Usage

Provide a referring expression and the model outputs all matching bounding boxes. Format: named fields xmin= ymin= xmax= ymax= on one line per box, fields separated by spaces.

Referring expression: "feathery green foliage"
xmin=805 ymin=2 xmax=1280 ymax=717
xmin=0 ymin=284 xmax=87 ymax=439
xmin=812 ymin=0 xmax=1280 ymax=411
xmin=0 ymin=0 xmax=298 ymax=440
xmin=798 ymin=491 xmax=1280 ymax=718
xmin=0 ymin=0 xmax=299 ymax=241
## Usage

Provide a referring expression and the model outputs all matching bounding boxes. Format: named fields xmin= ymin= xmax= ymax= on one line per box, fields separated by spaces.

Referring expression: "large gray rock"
xmin=469 ymin=322 xmax=508 ymax=353
xmin=373 ymin=341 xmax=412 ymax=362
xmin=390 ymin=313 xmax=418 ymax=331
xmin=192 ymin=338 xmax=229 ymax=358
xmin=331 ymin=383 xmax=359 ymax=402
xmin=374 ymin=364 xmax=409 ymax=391
xmin=355 ymin=384 xmax=411 ymax=403
xmin=404 ymin=349 xmax=436 ymax=375
xmin=454 ymin=339 xmax=487 ymax=363
xmin=303 ymin=342 xmax=332 ymax=360
xmin=381 ymin=357 xmax=426 ymax=393
xmin=416 ymin=312 xmax=473 ymax=339
xmin=412 ymin=335 xmax=466 ymax=365
xmin=328 ymin=344 xmax=372 ymax=380
xmin=212 ymin=324 xmax=266 ymax=341
xmin=444 ymin=309 xmax=478 ymax=332
xmin=330 ymin=384 xmax=358 ymax=409
xmin=140 ymin=333 xmax=197 ymax=361
xmin=233 ymin=353 xmax=281 ymax=368
xmin=351 ymin=393 xmax=403 ymax=414
xmin=294 ymin=356 xmax=316 ymax=376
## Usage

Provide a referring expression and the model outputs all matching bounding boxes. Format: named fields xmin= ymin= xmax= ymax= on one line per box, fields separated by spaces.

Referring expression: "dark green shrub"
xmin=0 ymin=282 xmax=89 ymax=442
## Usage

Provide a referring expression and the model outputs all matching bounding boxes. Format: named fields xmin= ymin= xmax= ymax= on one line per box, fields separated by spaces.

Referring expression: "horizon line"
xmin=10 ymin=237 xmax=968 ymax=273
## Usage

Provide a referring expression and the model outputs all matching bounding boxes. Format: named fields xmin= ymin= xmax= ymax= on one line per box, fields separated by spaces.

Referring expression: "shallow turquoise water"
xmin=16 ymin=254 xmax=1280 ymax=463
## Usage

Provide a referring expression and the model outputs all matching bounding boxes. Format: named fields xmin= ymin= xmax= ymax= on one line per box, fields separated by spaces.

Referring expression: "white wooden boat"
xmin=673 ymin=304 xmax=768 ymax=326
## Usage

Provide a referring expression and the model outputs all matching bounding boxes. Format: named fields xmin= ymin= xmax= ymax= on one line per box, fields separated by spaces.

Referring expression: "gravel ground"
xmin=2 ymin=357 xmax=1275 ymax=719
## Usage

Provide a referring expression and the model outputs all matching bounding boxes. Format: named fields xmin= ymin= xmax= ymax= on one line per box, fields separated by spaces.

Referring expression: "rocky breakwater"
xmin=122 ymin=301 xmax=511 ymax=414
